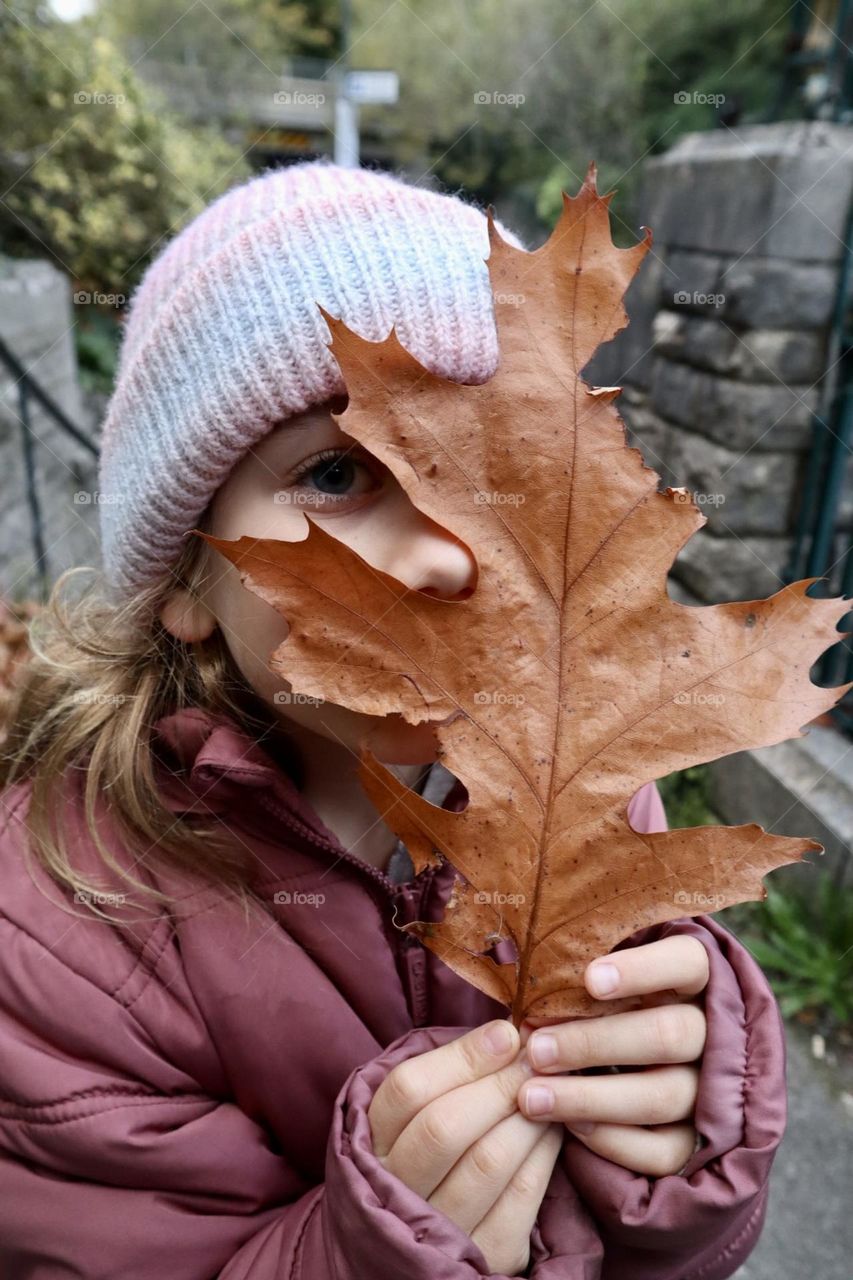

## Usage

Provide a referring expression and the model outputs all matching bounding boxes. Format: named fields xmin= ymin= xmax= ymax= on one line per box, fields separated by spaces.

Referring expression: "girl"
xmin=0 ymin=160 xmax=785 ymax=1279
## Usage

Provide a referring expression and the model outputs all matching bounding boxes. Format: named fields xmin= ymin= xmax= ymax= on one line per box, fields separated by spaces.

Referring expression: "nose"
xmin=376 ymin=490 xmax=477 ymax=601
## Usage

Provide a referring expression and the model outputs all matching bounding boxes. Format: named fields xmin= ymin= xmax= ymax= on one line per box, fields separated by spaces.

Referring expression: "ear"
xmin=159 ymin=586 xmax=217 ymax=643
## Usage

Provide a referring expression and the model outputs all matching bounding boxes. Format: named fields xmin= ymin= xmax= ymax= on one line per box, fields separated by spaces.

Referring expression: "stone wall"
xmin=0 ymin=256 xmax=102 ymax=604
xmin=590 ymin=121 xmax=853 ymax=606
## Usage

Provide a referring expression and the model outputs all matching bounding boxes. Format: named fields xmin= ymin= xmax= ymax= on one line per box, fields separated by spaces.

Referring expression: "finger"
xmin=520 ymin=989 xmax=695 ymax=1045
xmin=470 ymin=1124 xmax=563 ymax=1277
xmin=368 ymin=1020 xmax=519 ymax=1158
xmin=383 ymin=1054 xmax=534 ymax=1197
xmin=520 ymin=1062 xmax=699 ymax=1126
xmin=526 ymin=1001 xmax=706 ymax=1072
xmin=585 ymin=935 xmax=710 ymax=1001
xmin=565 ymin=1121 xmax=699 ymax=1177
xmin=429 ymin=1111 xmax=550 ymax=1233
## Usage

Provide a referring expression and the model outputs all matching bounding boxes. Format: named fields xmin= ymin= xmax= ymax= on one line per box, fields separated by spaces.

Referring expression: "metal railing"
xmin=772 ymin=0 xmax=853 ymax=122
xmin=783 ymin=190 xmax=853 ymax=736
xmin=0 ymin=335 xmax=100 ymax=603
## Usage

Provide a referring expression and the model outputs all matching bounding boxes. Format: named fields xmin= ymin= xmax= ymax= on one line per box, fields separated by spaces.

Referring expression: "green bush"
xmin=657 ymin=764 xmax=719 ymax=830
xmin=0 ymin=4 xmax=251 ymax=296
xmin=725 ymin=877 xmax=853 ymax=1029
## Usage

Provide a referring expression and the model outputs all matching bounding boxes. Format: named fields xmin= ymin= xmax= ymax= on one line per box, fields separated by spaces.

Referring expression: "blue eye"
xmin=289 ymin=447 xmax=382 ymax=506
xmin=309 ymin=454 xmax=357 ymax=494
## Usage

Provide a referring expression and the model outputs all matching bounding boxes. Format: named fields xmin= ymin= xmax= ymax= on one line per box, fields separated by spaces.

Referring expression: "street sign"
xmin=344 ymin=69 xmax=399 ymax=105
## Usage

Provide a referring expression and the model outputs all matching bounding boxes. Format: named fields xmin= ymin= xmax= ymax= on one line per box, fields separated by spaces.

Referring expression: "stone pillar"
xmin=587 ymin=122 xmax=853 ymax=881
xmin=590 ymin=121 xmax=853 ymax=605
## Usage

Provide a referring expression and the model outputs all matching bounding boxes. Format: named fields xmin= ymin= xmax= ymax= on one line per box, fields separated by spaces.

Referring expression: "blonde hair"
xmin=0 ymin=510 xmax=295 ymax=926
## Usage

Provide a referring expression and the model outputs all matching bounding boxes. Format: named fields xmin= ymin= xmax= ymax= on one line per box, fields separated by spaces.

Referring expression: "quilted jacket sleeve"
xmin=551 ymin=780 xmax=785 ymax=1280
xmin=0 ymin=908 xmax=605 ymax=1280
xmin=317 ymin=1024 xmax=607 ymax=1279
xmin=560 ymin=913 xmax=786 ymax=1280
xmin=0 ymin=917 xmax=785 ymax=1280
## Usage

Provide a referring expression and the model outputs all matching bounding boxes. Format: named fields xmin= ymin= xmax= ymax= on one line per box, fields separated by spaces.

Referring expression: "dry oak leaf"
xmin=199 ymin=164 xmax=853 ymax=1026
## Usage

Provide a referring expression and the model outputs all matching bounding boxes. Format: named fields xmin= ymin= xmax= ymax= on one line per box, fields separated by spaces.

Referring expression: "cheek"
xmin=208 ymin=563 xmax=291 ymax=698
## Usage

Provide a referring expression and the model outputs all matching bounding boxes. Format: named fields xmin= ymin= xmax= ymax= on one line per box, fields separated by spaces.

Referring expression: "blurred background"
xmin=0 ymin=1 xmax=851 ymax=1274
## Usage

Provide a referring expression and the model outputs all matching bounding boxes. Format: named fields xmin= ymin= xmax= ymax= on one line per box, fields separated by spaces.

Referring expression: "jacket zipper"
xmin=256 ymin=789 xmax=436 ymax=1026
xmin=255 ymin=790 xmax=400 ymax=895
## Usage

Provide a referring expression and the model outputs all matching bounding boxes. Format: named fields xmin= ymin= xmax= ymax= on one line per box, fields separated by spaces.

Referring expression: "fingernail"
xmin=528 ymin=1032 xmax=558 ymax=1069
xmin=567 ymin=1121 xmax=596 ymax=1135
xmin=524 ymin=1085 xmax=555 ymax=1116
xmin=588 ymin=962 xmax=620 ymax=995
xmin=482 ymin=1021 xmax=514 ymax=1056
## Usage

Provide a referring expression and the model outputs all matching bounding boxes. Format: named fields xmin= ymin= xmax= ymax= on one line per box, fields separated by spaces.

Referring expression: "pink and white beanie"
xmin=97 ymin=159 xmax=526 ymax=607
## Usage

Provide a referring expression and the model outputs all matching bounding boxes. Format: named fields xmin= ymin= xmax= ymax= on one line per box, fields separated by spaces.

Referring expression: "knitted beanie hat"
xmin=97 ymin=158 xmax=526 ymax=607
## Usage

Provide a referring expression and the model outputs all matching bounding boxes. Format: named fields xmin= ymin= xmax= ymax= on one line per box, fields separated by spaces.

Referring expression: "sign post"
xmin=334 ymin=70 xmax=400 ymax=167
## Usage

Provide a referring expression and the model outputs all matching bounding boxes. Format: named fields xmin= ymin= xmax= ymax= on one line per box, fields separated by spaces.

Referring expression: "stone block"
xmin=722 ymin=257 xmax=837 ymax=329
xmin=735 ymin=329 xmax=826 ymax=383
xmin=670 ymin=526 xmax=794 ymax=603
xmin=640 ymin=122 xmax=853 ymax=262
xmin=660 ymin=249 xmax=725 ymax=305
xmin=587 ymin=245 xmax=668 ymax=392
xmin=665 ymin=574 xmax=703 ymax=606
xmin=617 ymin=392 xmax=678 ymax=485
xmin=653 ymin=312 xmax=739 ymax=374
xmin=664 ymin=426 xmax=804 ymax=535
xmin=651 ymin=357 xmax=817 ymax=450
xmin=708 ymin=723 xmax=853 ymax=886
xmin=653 ymin=312 xmax=826 ymax=383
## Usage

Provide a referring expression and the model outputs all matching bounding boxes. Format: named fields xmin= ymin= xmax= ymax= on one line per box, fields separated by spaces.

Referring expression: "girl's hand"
xmin=518 ymin=935 xmax=709 ymax=1178
xmin=368 ymin=1020 xmax=563 ymax=1276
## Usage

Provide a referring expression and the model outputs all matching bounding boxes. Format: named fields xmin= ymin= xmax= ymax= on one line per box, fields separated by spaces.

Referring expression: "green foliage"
xmin=0 ymin=3 xmax=251 ymax=294
xmin=356 ymin=0 xmax=792 ymax=238
xmin=99 ymin=0 xmax=340 ymax=69
xmin=726 ymin=878 xmax=853 ymax=1029
xmin=625 ymin=0 xmax=791 ymax=153
xmin=1 ymin=0 xmax=795 ymax=289
xmin=656 ymin=761 xmax=853 ymax=1032
xmin=75 ymin=307 xmax=122 ymax=395
xmin=657 ymin=764 xmax=719 ymax=830
xmin=535 ymin=0 xmax=791 ymax=228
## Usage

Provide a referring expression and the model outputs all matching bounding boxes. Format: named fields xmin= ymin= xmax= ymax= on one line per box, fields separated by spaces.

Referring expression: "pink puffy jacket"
xmin=0 ymin=706 xmax=785 ymax=1278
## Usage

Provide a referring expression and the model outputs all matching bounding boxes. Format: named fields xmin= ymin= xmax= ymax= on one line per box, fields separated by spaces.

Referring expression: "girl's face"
xmin=159 ymin=397 xmax=476 ymax=764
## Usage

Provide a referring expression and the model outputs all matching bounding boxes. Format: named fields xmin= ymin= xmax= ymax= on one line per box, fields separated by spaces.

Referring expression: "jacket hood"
xmin=152 ymin=706 xmax=285 ymax=800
